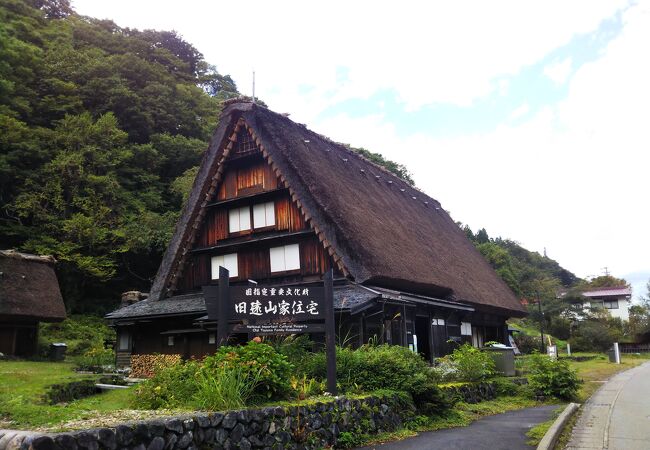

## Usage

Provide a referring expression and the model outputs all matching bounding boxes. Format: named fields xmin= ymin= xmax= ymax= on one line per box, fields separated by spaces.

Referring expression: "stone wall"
xmin=0 ymin=393 xmax=409 ymax=450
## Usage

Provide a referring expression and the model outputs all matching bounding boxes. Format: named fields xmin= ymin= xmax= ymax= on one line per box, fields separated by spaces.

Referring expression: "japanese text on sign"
xmin=230 ymin=286 xmax=324 ymax=320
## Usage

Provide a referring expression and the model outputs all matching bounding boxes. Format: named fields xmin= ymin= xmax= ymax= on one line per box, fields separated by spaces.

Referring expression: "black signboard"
xmin=202 ymin=269 xmax=337 ymax=395
xmin=230 ymin=286 xmax=324 ymax=320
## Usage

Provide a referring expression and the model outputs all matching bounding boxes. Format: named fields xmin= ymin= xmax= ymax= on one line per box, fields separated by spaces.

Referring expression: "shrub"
xmin=570 ymin=320 xmax=619 ymax=352
xmin=267 ymin=334 xmax=314 ymax=375
xmin=527 ymin=353 xmax=581 ymax=400
xmin=449 ymin=344 xmax=495 ymax=381
xmin=39 ymin=315 xmax=115 ymax=357
xmin=307 ymin=344 xmax=432 ymax=395
xmin=203 ymin=341 xmax=294 ymax=401
xmin=490 ymin=377 xmax=521 ymax=397
xmin=193 ymin=365 xmax=261 ymax=411
xmin=75 ymin=347 xmax=115 ymax=372
xmin=411 ymin=378 xmax=455 ymax=415
xmin=513 ymin=333 xmax=543 ymax=354
xmin=45 ymin=379 xmax=100 ymax=404
xmin=131 ymin=360 xmax=200 ymax=409
xmin=431 ymin=358 xmax=460 ymax=382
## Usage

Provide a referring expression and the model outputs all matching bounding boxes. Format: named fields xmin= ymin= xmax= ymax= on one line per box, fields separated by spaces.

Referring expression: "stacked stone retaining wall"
xmin=0 ymin=393 xmax=409 ymax=450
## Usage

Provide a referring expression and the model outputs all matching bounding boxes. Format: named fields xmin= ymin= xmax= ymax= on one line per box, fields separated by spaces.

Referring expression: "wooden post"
xmin=324 ymin=269 xmax=337 ymax=395
xmin=217 ymin=266 xmax=230 ymax=348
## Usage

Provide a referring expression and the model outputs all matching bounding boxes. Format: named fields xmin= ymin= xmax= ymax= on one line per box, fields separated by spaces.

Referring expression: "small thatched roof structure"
xmin=149 ymin=101 xmax=525 ymax=317
xmin=0 ymin=250 xmax=66 ymax=322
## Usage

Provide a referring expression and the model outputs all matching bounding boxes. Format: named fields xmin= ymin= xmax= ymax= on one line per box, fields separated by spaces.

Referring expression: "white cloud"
xmin=509 ymin=103 xmax=530 ymax=121
xmin=544 ymin=58 xmax=573 ymax=84
xmin=311 ymin=2 xmax=650 ymax=291
xmin=72 ymin=0 xmax=630 ymax=118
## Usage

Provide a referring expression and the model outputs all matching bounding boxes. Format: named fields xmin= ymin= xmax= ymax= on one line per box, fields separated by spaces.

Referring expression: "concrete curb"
xmin=537 ymin=402 xmax=580 ymax=450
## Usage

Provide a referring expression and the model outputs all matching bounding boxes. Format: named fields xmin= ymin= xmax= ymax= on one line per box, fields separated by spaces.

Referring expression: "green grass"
xmin=525 ymin=405 xmax=565 ymax=446
xmin=0 ymin=360 xmax=135 ymax=430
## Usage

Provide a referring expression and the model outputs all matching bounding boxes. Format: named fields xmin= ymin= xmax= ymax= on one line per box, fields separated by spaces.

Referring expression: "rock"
xmin=164 ymin=419 xmax=183 ymax=434
xmin=115 ymin=426 xmax=133 ymax=447
xmin=244 ymin=422 xmax=261 ymax=437
xmin=236 ymin=410 xmax=251 ymax=424
xmin=267 ymin=422 xmax=276 ymax=435
xmin=182 ymin=420 xmax=194 ymax=432
xmin=146 ymin=437 xmax=164 ymax=450
xmin=131 ymin=445 xmax=145 ymax=450
xmin=229 ymin=424 xmax=243 ymax=443
xmin=221 ymin=413 xmax=237 ymax=430
xmin=239 ymin=438 xmax=252 ymax=450
xmin=209 ymin=413 xmax=224 ymax=427
xmin=75 ymin=432 xmax=98 ymax=450
xmin=133 ymin=424 xmax=150 ymax=442
xmin=97 ymin=429 xmax=117 ymax=450
xmin=30 ymin=436 xmax=56 ymax=450
xmin=215 ymin=429 xmax=228 ymax=445
xmin=53 ymin=435 xmax=77 ymax=450
xmin=194 ymin=416 xmax=210 ymax=428
xmin=175 ymin=432 xmax=192 ymax=450
xmin=149 ymin=421 xmax=165 ymax=437
xmin=202 ymin=429 xmax=215 ymax=445
xmin=262 ymin=434 xmax=275 ymax=447
xmin=248 ymin=435 xmax=264 ymax=448
xmin=163 ymin=433 xmax=177 ymax=450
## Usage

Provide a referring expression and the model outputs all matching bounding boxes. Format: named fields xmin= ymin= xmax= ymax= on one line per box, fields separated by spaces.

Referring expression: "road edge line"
xmin=536 ymin=402 xmax=580 ymax=450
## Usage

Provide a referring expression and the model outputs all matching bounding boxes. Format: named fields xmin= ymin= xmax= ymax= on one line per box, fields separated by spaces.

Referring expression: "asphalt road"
xmin=357 ymin=404 xmax=559 ymax=450
xmin=567 ymin=360 xmax=650 ymax=450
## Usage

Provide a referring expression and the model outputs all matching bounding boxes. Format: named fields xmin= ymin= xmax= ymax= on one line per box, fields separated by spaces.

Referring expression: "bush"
xmin=411 ymin=378 xmax=455 ymax=415
xmin=307 ymin=344 xmax=432 ymax=395
xmin=513 ymin=333 xmax=543 ymax=354
xmin=490 ymin=377 xmax=521 ymax=397
xmin=431 ymin=358 xmax=460 ymax=382
xmin=131 ymin=360 xmax=200 ymax=409
xmin=527 ymin=353 xmax=581 ymax=400
xmin=203 ymin=341 xmax=294 ymax=401
xmin=267 ymin=334 xmax=314 ymax=375
xmin=570 ymin=320 xmax=619 ymax=352
xmin=75 ymin=347 xmax=115 ymax=372
xmin=193 ymin=365 xmax=260 ymax=411
xmin=45 ymin=379 xmax=100 ymax=404
xmin=449 ymin=344 xmax=495 ymax=381
xmin=39 ymin=315 xmax=115 ymax=357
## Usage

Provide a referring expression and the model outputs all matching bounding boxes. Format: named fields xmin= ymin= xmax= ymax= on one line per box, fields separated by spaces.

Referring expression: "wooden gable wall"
xmin=174 ymin=127 xmax=333 ymax=293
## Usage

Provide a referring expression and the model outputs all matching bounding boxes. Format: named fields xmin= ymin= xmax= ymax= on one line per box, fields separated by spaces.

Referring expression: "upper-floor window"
xmin=229 ymin=206 xmax=251 ymax=233
xmin=604 ymin=300 xmax=619 ymax=309
xmin=211 ymin=253 xmax=238 ymax=278
xmin=253 ymin=202 xmax=275 ymax=228
xmin=270 ymin=244 xmax=300 ymax=273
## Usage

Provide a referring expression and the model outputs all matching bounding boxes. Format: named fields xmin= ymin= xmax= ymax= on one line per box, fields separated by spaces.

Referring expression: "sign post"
xmin=203 ymin=266 xmax=337 ymax=393
xmin=324 ymin=269 xmax=337 ymax=395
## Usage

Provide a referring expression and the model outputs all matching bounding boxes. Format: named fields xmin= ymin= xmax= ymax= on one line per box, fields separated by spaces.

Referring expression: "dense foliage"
xmin=526 ymin=353 xmax=581 ymax=400
xmin=0 ymin=0 xmax=239 ymax=313
xmin=38 ymin=314 xmax=115 ymax=356
xmin=203 ymin=341 xmax=294 ymax=401
xmin=132 ymin=359 xmax=200 ymax=410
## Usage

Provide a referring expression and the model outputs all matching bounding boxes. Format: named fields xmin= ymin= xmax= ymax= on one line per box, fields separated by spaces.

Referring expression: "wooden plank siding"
xmin=177 ymin=236 xmax=330 ymax=291
xmin=217 ymin=160 xmax=278 ymax=200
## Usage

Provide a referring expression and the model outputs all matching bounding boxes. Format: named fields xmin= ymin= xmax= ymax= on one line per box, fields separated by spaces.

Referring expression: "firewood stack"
xmin=129 ymin=354 xmax=181 ymax=378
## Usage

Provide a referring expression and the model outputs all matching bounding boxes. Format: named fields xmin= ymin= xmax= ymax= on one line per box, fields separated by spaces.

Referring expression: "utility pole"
xmin=536 ymin=290 xmax=545 ymax=353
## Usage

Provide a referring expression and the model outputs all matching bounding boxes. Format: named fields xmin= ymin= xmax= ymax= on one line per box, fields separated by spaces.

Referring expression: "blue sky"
xmin=74 ymin=0 xmax=650 ymax=300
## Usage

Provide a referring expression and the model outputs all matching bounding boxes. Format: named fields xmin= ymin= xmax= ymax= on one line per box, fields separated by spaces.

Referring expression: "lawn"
xmin=0 ymin=360 xmax=166 ymax=431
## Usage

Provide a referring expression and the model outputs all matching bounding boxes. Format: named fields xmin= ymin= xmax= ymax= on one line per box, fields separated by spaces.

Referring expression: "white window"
xmin=118 ymin=332 xmax=130 ymax=351
xmin=228 ymin=206 xmax=250 ymax=233
xmin=253 ymin=202 xmax=275 ymax=228
xmin=211 ymin=253 xmax=238 ymax=278
xmin=208 ymin=333 xmax=216 ymax=344
xmin=461 ymin=322 xmax=472 ymax=336
xmin=604 ymin=300 xmax=619 ymax=309
xmin=270 ymin=244 xmax=300 ymax=272
xmin=167 ymin=336 xmax=175 ymax=346
xmin=432 ymin=318 xmax=445 ymax=326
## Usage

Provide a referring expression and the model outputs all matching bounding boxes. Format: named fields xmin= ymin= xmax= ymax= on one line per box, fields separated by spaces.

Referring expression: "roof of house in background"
xmin=0 ymin=250 xmax=66 ymax=322
xmin=581 ymin=286 xmax=632 ymax=298
xmin=148 ymin=101 xmax=526 ymax=317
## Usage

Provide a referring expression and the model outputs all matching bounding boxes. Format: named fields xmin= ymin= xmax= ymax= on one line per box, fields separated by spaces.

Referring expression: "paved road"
xmin=357 ymin=405 xmax=559 ymax=450
xmin=567 ymin=360 xmax=650 ymax=450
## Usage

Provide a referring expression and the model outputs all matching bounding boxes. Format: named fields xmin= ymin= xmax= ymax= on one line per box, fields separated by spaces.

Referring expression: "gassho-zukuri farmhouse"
xmin=106 ymin=99 xmax=526 ymax=367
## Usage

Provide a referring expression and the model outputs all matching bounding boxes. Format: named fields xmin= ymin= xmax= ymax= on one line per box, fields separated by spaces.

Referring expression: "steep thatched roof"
xmin=149 ymin=102 xmax=525 ymax=317
xmin=0 ymin=250 xmax=66 ymax=321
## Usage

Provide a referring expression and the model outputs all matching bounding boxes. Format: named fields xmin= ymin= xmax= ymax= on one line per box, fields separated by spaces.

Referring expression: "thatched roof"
xmin=149 ymin=102 xmax=525 ymax=317
xmin=0 ymin=250 xmax=66 ymax=322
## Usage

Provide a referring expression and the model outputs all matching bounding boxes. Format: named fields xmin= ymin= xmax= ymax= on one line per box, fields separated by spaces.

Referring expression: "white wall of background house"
xmin=581 ymin=287 xmax=632 ymax=321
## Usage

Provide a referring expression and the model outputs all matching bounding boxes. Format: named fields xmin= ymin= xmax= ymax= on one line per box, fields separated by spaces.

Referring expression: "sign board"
xmin=547 ymin=345 xmax=557 ymax=360
xmin=230 ymin=322 xmax=325 ymax=335
xmin=202 ymin=268 xmax=337 ymax=395
xmin=230 ymin=286 xmax=324 ymax=320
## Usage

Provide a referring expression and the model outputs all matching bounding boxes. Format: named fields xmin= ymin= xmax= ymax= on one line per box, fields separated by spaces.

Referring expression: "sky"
xmin=72 ymin=0 xmax=650 ymax=300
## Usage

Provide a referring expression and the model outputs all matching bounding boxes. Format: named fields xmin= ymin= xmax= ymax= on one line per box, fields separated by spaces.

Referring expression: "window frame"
xmin=253 ymin=201 xmax=276 ymax=229
xmin=228 ymin=205 xmax=251 ymax=235
xmin=211 ymin=253 xmax=239 ymax=279
xmin=269 ymin=243 xmax=301 ymax=273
